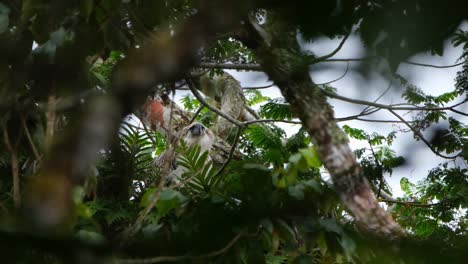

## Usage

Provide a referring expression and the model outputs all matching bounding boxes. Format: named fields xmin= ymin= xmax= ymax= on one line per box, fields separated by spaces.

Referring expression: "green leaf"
xmin=75 ymin=230 xmax=106 ymax=244
xmin=259 ymin=98 xmax=293 ymax=120
xmin=288 ymin=184 xmax=306 ymax=200
xmin=400 ymin=177 xmax=416 ymax=196
xmin=299 ymin=147 xmax=322 ymax=168
xmin=156 ymin=189 xmax=187 ymax=216
xmin=342 ymin=125 xmax=368 ymax=140
xmin=140 ymin=188 xmax=157 ymax=208
xmin=403 ymin=86 xmax=427 ymax=104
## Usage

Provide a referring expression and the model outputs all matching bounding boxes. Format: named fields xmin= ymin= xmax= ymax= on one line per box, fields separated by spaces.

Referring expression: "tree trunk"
xmin=239 ymin=17 xmax=404 ymax=237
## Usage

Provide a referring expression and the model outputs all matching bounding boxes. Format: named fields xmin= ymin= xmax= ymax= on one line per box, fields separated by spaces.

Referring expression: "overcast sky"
xmin=215 ymin=22 xmax=468 ymax=198
xmin=164 ymin=22 xmax=468 ymax=198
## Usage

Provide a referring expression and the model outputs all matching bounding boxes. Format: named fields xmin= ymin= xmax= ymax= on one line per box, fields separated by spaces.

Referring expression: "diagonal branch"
xmin=185 ymin=78 xmax=243 ymax=127
xmin=322 ymin=88 xmax=468 ymax=112
xmin=239 ymin=15 xmax=405 ymax=237
xmin=309 ymin=32 xmax=351 ymax=63
xmin=388 ymin=109 xmax=460 ymax=159
xmin=115 ymin=230 xmax=246 ymax=264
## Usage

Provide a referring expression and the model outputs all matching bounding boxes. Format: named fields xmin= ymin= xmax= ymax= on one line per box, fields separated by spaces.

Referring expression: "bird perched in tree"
xmin=179 ymin=122 xmax=215 ymax=154
xmin=156 ymin=122 xmax=215 ymax=184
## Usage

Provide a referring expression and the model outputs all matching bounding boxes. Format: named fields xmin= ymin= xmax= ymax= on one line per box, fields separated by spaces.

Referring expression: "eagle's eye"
xmin=189 ymin=123 xmax=205 ymax=136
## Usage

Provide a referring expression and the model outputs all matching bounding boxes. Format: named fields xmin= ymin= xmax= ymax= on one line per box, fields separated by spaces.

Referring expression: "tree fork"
xmin=239 ymin=16 xmax=404 ymax=237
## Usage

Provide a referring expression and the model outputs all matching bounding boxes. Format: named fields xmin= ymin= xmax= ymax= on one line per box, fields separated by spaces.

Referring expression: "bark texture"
xmin=240 ymin=18 xmax=404 ymax=237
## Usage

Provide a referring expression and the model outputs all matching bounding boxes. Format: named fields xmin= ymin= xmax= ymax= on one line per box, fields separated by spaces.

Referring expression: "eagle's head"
xmin=180 ymin=122 xmax=215 ymax=153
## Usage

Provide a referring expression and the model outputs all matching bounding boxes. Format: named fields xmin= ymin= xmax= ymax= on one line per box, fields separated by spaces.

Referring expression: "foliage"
xmin=0 ymin=1 xmax=467 ymax=263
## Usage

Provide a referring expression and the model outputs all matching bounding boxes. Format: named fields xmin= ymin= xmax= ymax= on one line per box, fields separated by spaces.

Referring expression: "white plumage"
xmin=159 ymin=122 xmax=215 ymax=184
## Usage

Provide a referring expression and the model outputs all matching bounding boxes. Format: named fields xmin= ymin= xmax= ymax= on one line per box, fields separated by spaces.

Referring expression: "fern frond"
xmin=259 ymin=98 xmax=293 ymax=120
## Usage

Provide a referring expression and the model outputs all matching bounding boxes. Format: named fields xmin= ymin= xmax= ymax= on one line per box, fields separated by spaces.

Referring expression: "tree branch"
xmin=388 ymin=109 xmax=460 ymax=159
xmin=379 ymin=198 xmax=443 ymax=208
xmin=115 ymin=230 xmax=245 ymax=264
xmin=196 ymin=59 xmax=467 ymax=71
xmin=185 ymin=78 xmax=243 ymax=127
xmin=213 ymin=126 xmax=243 ymax=179
xmin=322 ymin=89 xmax=468 ymax=112
xmin=309 ymin=32 xmax=350 ymax=63
xmin=240 ymin=15 xmax=404 ymax=237
xmin=3 ymin=126 xmax=21 ymax=209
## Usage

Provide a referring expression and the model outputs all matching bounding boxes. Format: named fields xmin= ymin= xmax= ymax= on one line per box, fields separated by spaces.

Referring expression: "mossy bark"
xmin=241 ymin=17 xmax=404 ymax=237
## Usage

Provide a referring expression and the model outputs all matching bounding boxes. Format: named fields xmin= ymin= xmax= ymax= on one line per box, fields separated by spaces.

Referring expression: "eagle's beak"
xmin=189 ymin=123 xmax=204 ymax=136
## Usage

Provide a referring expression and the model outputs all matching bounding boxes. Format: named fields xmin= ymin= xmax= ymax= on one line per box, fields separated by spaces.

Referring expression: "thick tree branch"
xmin=239 ymin=15 xmax=404 ymax=237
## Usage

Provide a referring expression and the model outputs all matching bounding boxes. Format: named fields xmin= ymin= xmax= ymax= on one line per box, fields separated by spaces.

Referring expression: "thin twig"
xmin=115 ymin=230 xmax=245 ymax=264
xmin=335 ymin=108 xmax=381 ymax=122
xmin=379 ymin=198 xmax=443 ymax=208
xmin=213 ymin=126 xmax=243 ymax=179
xmin=388 ymin=109 xmax=460 ymax=159
xmin=315 ymin=62 xmax=350 ymax=85
xmin=360 ymin=79 xmax=393 ymax=115
xmin=198 ymin=62 xmax=262 ymax=71
xmin=20 ymin=113 xmax=41 ymax=161
xmin=322 ymin=89 xmax=468 ymax=112
xmin=242 ymin=119 xmax=302 ymax=125
xmin=310 ymin=32 xmax=351 ymax=63
xmin=323 ymin=58 xmax=467 ymax=69
xmin=189 ymin=106 xmax=205 ymax=124
xmin=140 ymin=121 xmax=158 ymax=147
xmin=196 ymin=59 xmax=467 ymax=71
xmin=3 ymin=126 xmax=21 ymax=208
xmin=242 ymin=83 xmax=275 ymax=90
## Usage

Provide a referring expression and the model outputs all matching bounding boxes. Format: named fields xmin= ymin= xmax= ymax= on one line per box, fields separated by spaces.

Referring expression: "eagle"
xmin=156 ymin=122 xmax=215 ymax=184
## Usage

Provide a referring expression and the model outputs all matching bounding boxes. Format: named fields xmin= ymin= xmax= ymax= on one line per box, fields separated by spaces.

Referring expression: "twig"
xmin=315 ymin=62 xmax=350 ymax=85
xmin=321 ymin=89 xmax=468 ymax=112
xmin=343 ymin=118 xmax=411 ymax=123
xmin=185 ymin=78 xmax=243 ymax=127
xmin=45 ymin=95 xmax=57 ymax=149
xmin=242 ymin=119 xmax=302 ymax=125
xmin=360 ymin=79 xmax=393 ymax=116
xmin=115 ymin=230 xmax=245 ymax=264
xmin=197 ymin=62 xmax=262 ymax=71
xmin=189 ymin=106 xmax=205 ymax=124
xmin=403 ymin=60 xmax=467 ymax=69
xmin=20 ymin=113 xmax=41 ymax=161
xmin=309 ymin=32 xmax=351 ymax=63
xmin=3 ymin=126 xmax=21 ymax=208
xmin=323 ymin=58 xmax=467 ymax=69
xmin=334 ymin=108 xmax=381 ymax=122
xmin=388 ymin=109 xmax=460 ymax=159
xmin=242 ymin=84 xmax=275 ymax=90
xmin=213 ymin=126 xmax=243 ymax=179
xmin=140 ymin=121 xmax=158 ymax=148
xmin=196 ymin=59 xmax=467 ymax=71
xmin=379 ymin=198 xmax=443 ymax=208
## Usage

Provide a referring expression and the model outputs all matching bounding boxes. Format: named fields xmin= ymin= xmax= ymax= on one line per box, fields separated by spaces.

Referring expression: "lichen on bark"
xmin=240 ymin=13 xmax=404 ymax=237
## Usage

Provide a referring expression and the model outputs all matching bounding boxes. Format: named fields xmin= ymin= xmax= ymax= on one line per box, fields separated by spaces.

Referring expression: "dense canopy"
xmin=0 ymin=1 xmax=467 ymax=263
